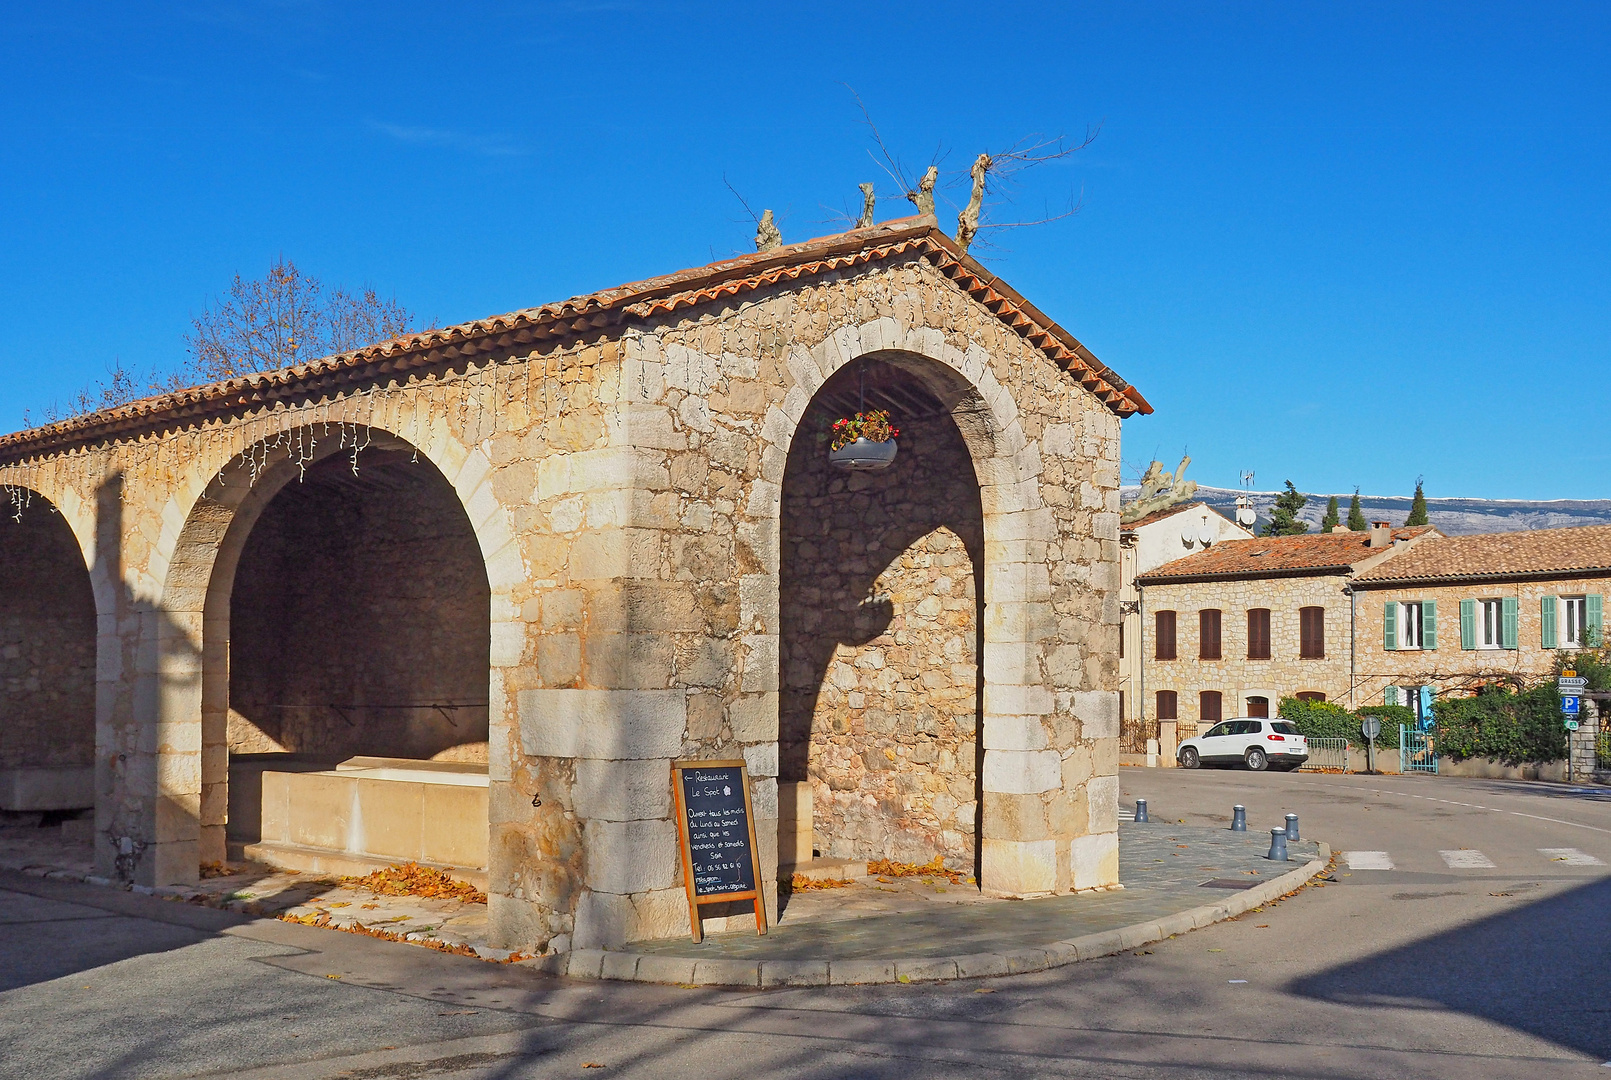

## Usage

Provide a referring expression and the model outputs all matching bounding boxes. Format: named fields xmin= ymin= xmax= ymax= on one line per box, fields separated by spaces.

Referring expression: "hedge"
xmin=1432 ymin=685 xmax=1567 ymax=765
xmin=1277 ymin=697 xmax=1402 ymax=750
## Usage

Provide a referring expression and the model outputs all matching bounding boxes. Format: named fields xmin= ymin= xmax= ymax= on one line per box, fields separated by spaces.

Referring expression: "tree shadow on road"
xmin=1287 ymin=876 xmax=1611 ymax=1060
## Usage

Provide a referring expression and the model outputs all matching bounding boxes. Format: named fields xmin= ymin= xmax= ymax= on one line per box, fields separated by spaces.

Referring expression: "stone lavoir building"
xmin=0 ymin=217 xmax=1145 ymax=954
xmin=1135 ymin=523 xmax=1435 ymax=735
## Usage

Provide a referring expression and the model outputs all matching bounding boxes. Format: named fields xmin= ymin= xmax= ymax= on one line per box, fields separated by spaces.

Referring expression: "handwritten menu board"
xmin=671 ymin=760 xmax=767 ymax=942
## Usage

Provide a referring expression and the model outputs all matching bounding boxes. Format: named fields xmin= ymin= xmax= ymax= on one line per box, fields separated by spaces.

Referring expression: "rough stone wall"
xmin=227 ymin=452 xmax=492 ymax=762
xmin=1354 ymin=575 xmax=1611 ymax=706
xmin=1141 ymin=574 xmax=1350 ymax=735
xmin=0 ymin=503 xmax=95 ymax=769
xmin=0 ymin=241 xmax=1128 ymax=945
xmin=781 ymin=407 xmax=983 ymax=869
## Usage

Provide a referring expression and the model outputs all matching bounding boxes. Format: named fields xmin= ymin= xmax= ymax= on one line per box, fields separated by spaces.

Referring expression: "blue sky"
xmin=3 ymin=2 xmax=1607 ymax=499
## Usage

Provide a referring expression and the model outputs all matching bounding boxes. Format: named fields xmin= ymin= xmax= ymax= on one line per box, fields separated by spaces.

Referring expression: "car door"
xmin=1197 ymin=721 xmax=1237 ymax=762
xmin=1231 ymin=719 xmax=1264 ymax=760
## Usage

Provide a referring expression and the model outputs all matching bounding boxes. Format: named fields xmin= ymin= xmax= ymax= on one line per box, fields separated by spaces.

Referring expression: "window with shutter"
xmin=1155 ymin=610 xmax=1177 ymax=660
xmin=1247 ymin=608 xmax=1271 ymax=659
xmin=1480 ymin=598 xmax=1503 ymax=648
xmin=1246 ymin=696 xmax=1270 ymax=718
xmin=1588 ymin=594 xmax=1603 ymax=647
xmin=1542 ymin=596 xmax=1558 ymax=649
xmin=1199 ymin=690 xmax=1222 ymax=724
xmin=1384 ymin=601 xmax=1397 ymax=651
xmin=1460 ymin=598 xmax=1476 ymax=650
xmin=1300 ymin=606 xmax=1324 ymax=658
xmin=1156 ymin=690 xmax=1178 ymax=720
xmin=1199 ymin=609 xmax=1222 ymax=660
xmin=1423 ymin=600 xmax=1437 ymax=650
xmin=1501 ymin=596 xmax=1518 ymax=650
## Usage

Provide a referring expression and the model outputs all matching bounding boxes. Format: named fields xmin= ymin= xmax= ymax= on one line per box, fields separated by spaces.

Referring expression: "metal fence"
xmin=1300 ymin=737 xmax=1348 ymax=772
xmin=1401 ymin=723 xmax=1439 ymax=774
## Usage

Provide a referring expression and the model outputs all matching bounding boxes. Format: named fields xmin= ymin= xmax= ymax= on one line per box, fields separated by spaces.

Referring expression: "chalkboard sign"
xmin=671 ymin=759 xmax=768 ymax=942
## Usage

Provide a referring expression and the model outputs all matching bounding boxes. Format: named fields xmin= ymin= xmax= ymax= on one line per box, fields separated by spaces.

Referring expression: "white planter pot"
xmin=828 ymin=437 xmax=898 ymax=471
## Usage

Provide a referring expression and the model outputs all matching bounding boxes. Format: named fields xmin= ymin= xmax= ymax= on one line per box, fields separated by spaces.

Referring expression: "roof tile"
xmin=1353 ymin=524 xmax=1611 ymax=584
xmin=1137 ymin=527 xmax=1434 ymax=583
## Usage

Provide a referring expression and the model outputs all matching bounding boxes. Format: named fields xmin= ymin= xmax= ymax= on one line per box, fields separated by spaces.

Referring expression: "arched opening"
xmin=778 ymin=356 xmax=985 ymax=882
xmin=0 ymin=493 xmax=96 ymax=816
xmin=208 ymin=438 xmax=492 ymax=878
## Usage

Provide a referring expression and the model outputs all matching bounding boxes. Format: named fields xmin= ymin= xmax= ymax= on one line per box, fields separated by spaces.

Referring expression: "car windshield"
xmin=1271 ymin=722 xmax=1299 ymax=735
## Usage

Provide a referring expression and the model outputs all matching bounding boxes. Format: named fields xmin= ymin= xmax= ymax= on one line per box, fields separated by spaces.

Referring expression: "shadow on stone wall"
xmin=779 ymin=360 xmax=985 ymax=872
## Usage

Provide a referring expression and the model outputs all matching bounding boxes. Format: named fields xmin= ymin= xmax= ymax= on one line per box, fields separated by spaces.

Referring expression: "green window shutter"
xmin=1422 ymin=600 xmax=1437 ymax=650
xmin=1385 ymin=686 xmax=1400 ymax=707
xmin=1588 ymin=594 xmax=1604 ymax=647
xmin=1460 ymin=599 xmax=1476 ymax=650
xmin=1501 ymin=596 xmax=1519 ymax=649
xmin=1384 ymin=602 xmax=1397 ymax=651
xmin=1541 ymin=596 xmax=1558 ymax=650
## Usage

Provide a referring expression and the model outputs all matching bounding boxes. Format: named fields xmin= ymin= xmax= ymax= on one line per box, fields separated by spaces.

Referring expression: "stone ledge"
xmin=562 ymin=846 xmax=1331 ymax=988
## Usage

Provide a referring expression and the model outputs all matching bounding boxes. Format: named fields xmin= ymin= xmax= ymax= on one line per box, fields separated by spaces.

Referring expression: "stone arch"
xmin=0 ymin=486 xmax=99 ymax=814
xmin=143 ymin=418 xmax=525 ymax=884
xmin=753 ymin=318 xmax=1059 ymax=896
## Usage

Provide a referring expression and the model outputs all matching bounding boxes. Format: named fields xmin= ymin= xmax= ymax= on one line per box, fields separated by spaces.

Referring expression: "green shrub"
xmin=1432 ymin=685 xmax=1567 ymax=764
xmin=1277 ymin=697 xmax=1401 ymax=749
xmin=1355 ymin=705 xmax=1410 ymax=750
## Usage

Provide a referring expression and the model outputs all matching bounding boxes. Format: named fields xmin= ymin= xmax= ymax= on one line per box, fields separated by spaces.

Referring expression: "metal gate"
xmin=1401 ymin=722 xmax=1438 ymax=774
xmin=1300 ymin=737 xmax=1348 ymax=772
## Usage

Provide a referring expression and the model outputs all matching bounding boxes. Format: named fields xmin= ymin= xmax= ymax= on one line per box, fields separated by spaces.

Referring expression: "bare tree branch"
xmin=722 ymin=173 xmax=761 ymax=224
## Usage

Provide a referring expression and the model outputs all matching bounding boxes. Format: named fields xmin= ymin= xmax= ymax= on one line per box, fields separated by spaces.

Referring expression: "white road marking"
xmin=1439 ymin=849 xmax=1496 ymax=869
xmin=1344 ymin=851 xmax=1394 ymax=870
xmin=1539 ymin=847 xmax=1605 ymax=866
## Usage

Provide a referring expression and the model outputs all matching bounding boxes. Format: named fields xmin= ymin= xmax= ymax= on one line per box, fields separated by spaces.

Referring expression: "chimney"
xmin=1369 ymin=521 xmax=1392 ymax=548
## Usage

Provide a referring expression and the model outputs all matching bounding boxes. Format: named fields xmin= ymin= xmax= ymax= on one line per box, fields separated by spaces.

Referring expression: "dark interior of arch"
xmin=779 ymin=358 xmax=985 ymax=872
xmin=227 ymin=449 xmax=491 ymax=765
xmin=0 ymin=498 xmax=96 ymax=781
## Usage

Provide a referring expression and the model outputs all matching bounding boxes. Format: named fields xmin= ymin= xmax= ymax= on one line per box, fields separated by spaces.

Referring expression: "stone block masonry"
xmin=0 ymin=218 xmax=1143 ymax=949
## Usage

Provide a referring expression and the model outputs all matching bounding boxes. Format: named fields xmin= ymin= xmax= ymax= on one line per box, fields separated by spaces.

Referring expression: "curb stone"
xmin=573 ymin=845 xmax=1332 ymax=988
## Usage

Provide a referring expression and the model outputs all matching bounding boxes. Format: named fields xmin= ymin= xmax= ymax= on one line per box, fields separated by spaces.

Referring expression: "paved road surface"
xmin=2 ymin=770 xmax=1608 ymax=1079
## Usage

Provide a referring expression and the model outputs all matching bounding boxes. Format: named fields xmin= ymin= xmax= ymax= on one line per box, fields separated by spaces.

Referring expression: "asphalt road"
xmin=3 ymin=770 xmax=1609 ymax=1079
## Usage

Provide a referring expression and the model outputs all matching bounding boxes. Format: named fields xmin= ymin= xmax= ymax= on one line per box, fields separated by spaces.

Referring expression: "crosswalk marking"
xmin=1439 ymin=849 xmax=1496 ymax=869
xmin=1540 ymin=847 xmax=1605 ymax=866
xmin=1344 ymin=851 xmax=1394 ymax=870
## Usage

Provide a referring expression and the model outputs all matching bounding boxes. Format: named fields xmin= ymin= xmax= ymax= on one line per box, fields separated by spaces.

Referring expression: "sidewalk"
xmin=0 ymin=819 xmax=1327 ymax=985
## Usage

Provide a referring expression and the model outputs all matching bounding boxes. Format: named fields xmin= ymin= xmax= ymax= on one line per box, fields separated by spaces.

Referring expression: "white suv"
xmin=1177 ymin=718 xmax=1309 ymax=772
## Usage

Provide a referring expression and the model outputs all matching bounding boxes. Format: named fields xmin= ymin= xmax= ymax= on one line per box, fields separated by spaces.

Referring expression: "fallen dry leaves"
xmin=865 ymin=856 xmax=969 ymax=886
xmin=789 ymin=874 xmax=854 ymax=891
xmin=340 ymin=862 xmax=488 ymax=904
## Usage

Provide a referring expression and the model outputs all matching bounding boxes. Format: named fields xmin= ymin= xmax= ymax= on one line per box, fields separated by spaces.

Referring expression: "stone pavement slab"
xmin=598 ymin=824 xmax=1327 ymax=984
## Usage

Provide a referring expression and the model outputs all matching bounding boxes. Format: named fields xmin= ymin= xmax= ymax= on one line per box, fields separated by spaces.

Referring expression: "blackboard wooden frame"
xmin=671 ymin=758 xmax=768 ymax=943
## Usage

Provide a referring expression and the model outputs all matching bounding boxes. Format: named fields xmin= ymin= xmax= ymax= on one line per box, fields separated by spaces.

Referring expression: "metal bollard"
xmin=1231 ymin=805 xmax=1247 ymax=832
xmin=1267 ymin=827 xmax=1289 ymax=862
xmin=1285 ymin=813 xmax=1300 ymax=843
xmin=1134 ymin=799 xmax=1149 ymax=823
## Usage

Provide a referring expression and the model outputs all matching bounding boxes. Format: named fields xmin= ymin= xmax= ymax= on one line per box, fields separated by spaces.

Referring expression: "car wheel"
xmin=1244 ymin=747 xmax=1268 ymax=772
xmin=1179 ymin=747 xmax=1200 ymax=770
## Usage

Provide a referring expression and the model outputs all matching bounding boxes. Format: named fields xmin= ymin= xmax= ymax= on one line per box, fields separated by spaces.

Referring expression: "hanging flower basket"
xmin=827 ymin=410 xmax=899 ymax=471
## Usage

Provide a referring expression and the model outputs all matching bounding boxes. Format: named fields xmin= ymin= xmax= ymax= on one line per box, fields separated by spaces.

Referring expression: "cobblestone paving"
xmin=626 ymin=823 xmax=1322 ymax=960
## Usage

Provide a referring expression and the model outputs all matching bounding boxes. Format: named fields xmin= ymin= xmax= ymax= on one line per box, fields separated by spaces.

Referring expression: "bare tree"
xmin=186 ymin=258 xmax=416 ymax=381
xmin=844 ymin=86 xmax=1100 ymax=253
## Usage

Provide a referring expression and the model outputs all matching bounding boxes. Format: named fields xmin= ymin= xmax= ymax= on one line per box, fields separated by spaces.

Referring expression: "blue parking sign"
xmin=1561 ymin=695 xmax=1580 ymax=714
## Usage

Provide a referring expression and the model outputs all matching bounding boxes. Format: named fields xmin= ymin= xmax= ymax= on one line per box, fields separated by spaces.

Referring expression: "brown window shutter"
xmin=1200 ymin=609 xmax=1222 ymax=660
xmin=1156 ymin=610 xmax=1177 ymax=660
xmin=1248 ymin=608 xmax=1271 ymax=659
xmin=1200 ymin=690 xmax=1222 ymax=723
xmin=1300 ymin=606 xmax=1325 ymax=658
xmin=1157 ymin=690 xmax=1178 ymax=720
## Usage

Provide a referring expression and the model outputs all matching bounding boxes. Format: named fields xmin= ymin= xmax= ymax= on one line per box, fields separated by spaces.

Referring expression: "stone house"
xmin=1350 ymin=524 xmax=1611 ymax=717
xmin=0 ymin=216 xmax=1145 ymax=953
xmin=1134 ymin=523 xmax=1435 ymax=739
xmin=1118 ymin=502 xmax=1250 ymax=758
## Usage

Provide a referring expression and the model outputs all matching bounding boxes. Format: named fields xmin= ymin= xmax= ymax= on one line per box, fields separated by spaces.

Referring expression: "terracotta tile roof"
xmin=1353 ymin=524 xmax=1611 ymax=586
xmin=1121 ymin=501 xmax=1207 ymax=532
xmin=1136 ymin=527 xmax=1435 ymax=584
xmin=0 ymin=217 xmax=1149 ymax=463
